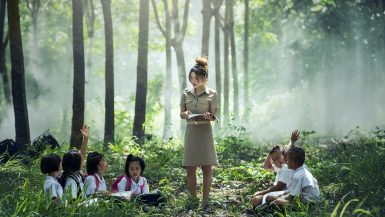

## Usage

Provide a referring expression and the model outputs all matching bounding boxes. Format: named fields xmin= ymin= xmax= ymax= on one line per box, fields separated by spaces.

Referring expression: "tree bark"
xmin=152 ymin=0 xmax=172 ymax=139
xmin=8 ymin=0 xmax=31 ymax=145
xmin=201 ymin=0 xmax=212 ymax=56
xmin=223 ymin=0 xmax=230 ymax=123
xmin=133 ymin=0 xmax=149 ymax=143
xmin=229 ymin=0 xmax=239 ymax=119
xmin=70 ymin=0 xmax=85 ymax=149
xmin=243 ymin=0 xmax=249 ymax=117
xmin=0 ymin=0 xmax=11 ymax=104
xmin=101 ymin=0 xmax=114 ymax=149
xmin=213 ymin=0 xmax=222 ymax=119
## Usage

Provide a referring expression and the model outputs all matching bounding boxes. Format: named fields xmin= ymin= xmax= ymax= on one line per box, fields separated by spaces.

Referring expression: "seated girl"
xmin=84 ymin=151 xmax=109 ymax=196
xmin=41 ymin=154 xmax=63 ymax=205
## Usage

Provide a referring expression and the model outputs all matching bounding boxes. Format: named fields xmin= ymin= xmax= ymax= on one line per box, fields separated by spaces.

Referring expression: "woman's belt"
xmin=187 ymin=120 xmax=211 ymax=125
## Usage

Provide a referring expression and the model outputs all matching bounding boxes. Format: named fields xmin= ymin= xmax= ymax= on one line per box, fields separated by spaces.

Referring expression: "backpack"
xmin=111 ymin=176 xmax=145 ymax=193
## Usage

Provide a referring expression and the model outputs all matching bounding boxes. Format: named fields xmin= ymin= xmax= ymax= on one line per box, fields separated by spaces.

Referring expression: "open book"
xmin=110 ymin=191 xmax=133 ymax=200
xmin=187 ymin=113 xmax=220 ymax=122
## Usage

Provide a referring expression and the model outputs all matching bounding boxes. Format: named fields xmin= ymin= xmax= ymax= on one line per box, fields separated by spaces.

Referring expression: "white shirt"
xmin=84 ymin=174 xmax=107 ymax=196
xmin=117 ymin=176 xmax=149 ymax=195
xmin=287 ymin=165 xmax=320 ymax=202
xmin=64 ymin=173 xmax=85 ymax=199
xmin=43 ymin=176 xmax=63 ymax=200
xmin=274 ymin=164 xmax=293 ymax=186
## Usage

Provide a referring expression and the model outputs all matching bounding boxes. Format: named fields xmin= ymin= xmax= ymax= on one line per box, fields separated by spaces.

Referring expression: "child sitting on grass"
xmin=41 ymin=154 xmax=63 ymax=205
xmin=84 ymin=151 xmax=109 ymax=196
xmin=266 ymin=147 xmax=320 ymax=207
xmin=252 ymin=130 xmax=300 ymax=207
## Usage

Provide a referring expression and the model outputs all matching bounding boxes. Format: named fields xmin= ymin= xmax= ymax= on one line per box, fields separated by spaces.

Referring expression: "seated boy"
xmin=266 ymin=147 xmax=320 ymax=207
xmin=252 ymin=130 xmax=300 ymax=207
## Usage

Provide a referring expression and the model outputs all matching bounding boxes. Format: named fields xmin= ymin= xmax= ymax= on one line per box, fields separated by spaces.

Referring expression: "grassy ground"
xmin=0 ymin=127 xmax=384 ymax=216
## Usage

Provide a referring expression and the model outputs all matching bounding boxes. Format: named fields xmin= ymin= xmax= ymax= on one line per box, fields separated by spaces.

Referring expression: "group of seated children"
xmin=40 ymin=125 xmax=150 ymax=204
xmin=252 ymin=130 xmax=320 ymax=209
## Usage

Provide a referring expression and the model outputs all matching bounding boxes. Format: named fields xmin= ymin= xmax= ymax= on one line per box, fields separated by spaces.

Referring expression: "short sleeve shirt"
xmin=287 ymin=165 xmax=320 ymax=203
xmin=84 ymin=174 xmax=107 ymax=196
xmin=180 ymin=87 xmax=219 ymax=120
xmin=117 ymin=176 xmax=150 ymax=195
xmin=43 ymin=176 xmax=63 ymax=199
xmin=274 ymin=164 xmax=293 ymax=186
xmin=64 ymin=173 xmax=85 ymax=199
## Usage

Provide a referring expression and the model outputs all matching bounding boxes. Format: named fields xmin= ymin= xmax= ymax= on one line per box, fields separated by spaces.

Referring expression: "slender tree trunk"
xmin=229 ymin=0 xmax=239 ymax=119
xmin=133 ymin=0 xmax=149 ymax=143
xmin=101 ymin=0 xmax=114 ymax=148
xmin=223 ymin=0 xmax=230 ymax=124
xmin=0 ymin=0 xmax=11 ymax=104
xmin=8 ymin=0 xmax=30 ymax=144
xmin=151 ymin=0 xmax=172 ymax=138
xmin=26 ymin=0 xmax=40 ymax=78
xmin=243 ymin=0 xmax=249 ymax=118
xmin=173 ymin=43 xmax=187 ymax=94
xmin=201 ymin=0 xmax=212 ymax=56
xmin=214 ymin=2 xmax=221 ymax=119
xmin=70 ymin=0 xmax=85 ymax=149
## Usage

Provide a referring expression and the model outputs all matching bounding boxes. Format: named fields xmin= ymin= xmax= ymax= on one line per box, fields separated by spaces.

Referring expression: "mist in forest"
xmin=0 ymin=0 xmax=384 ymax=143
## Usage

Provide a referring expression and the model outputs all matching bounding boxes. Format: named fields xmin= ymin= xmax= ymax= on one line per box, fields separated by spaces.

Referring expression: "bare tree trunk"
xmin=8 ymin=0 xmax=30 ymax=145
xmin=70 ymin=0 xmax=85 ymax=149
xmin=84 ymin=0 xmax=95 ymax=68
xmin=133 ymin=0 xmax=149 ymax=143
xmin=101 ymin=0 xmax=114 ymax=149
xmin=223 ymin=0 xmax=230 ymax=124
xmin=243 ymin=0 xmax=249 ymax=118
xmin=229 ymin=0 xmax=239 ymax=119
xmin=26 ymin=0 xmax=40 ymax=76
xmin=213 ymin=0 xmax=222 ymax=119
xmin=201 ymin=0 xmax=212 ymax=56
xmin=152 ymin=0 xmax=172 ymax=139
xmin=0 ymin=0 xmax=11 ymax=104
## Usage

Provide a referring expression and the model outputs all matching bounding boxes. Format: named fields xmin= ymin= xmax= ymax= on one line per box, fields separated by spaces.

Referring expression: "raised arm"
xmin=80 ymin=124 xmax=89 ymax=161
xmin=263 ymin=152 xmax=275 ymax=172
xmin=285 ymin=130 xmax=300 ymax=152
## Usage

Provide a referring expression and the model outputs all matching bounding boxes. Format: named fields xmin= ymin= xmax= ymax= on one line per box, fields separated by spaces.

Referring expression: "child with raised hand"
xmin=266 ymin=147 xmax=320 ymax=207
xmin=58 ymin=124 xmax=89 ymax=199
xmin=41 ymin=154 xmax=63 ymax=204
xmin=252 ymin=130 xmax=300 ymax=207
xmin=84 ymin=152 xmax=109 ymax=196
xmin=112 ymin=154 xmax=149 ymax=195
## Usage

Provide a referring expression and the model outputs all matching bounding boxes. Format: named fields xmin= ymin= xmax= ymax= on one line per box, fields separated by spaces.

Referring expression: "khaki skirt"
xmin=182 ymin=123 xmax=219 ymax=166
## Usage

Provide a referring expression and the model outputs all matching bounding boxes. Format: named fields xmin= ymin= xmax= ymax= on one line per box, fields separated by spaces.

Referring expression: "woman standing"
xmin=180 ymin=56 xmax=219 ymax=204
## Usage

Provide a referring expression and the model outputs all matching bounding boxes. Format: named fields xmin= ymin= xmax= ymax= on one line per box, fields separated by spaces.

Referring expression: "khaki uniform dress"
xmin=180 ymin=87 xmax=219 ymax=166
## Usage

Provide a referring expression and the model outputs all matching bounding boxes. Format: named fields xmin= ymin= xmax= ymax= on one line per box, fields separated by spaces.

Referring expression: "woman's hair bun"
xmin=195 ymin=56 xmax=208 ymax=67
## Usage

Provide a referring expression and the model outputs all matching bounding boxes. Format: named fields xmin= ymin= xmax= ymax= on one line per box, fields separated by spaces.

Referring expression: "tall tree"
xmin=70 ymin=0 xmax=86 ymax=149
xmin=8 ymin=0 xmax=30 ymax=144
xmin=201 ymin=0 xmax=222 ymax=56
xmin=222 ymin=0 xmax=230 ymax=123
xmin=243 ymin=0 xmax=249 ymax=117
xmin=101 ymin=0 xmax=114 ymax=149
xmin=84 ymin=0 xmax=95 ymax=68
xmin=133 ymin=0 xmax=149 ymax=142
xmin=152 ymin=0 xmax=173 ymax=139
xmin=171 ymin=0 xmax=189 ymax=94
xmin=229 ymin=0 xmax=239 ymax=118
xmin=0 ymin=0 xmax=11 ymax=104
xmin=213 ymin=0 xmax=222 ymax=118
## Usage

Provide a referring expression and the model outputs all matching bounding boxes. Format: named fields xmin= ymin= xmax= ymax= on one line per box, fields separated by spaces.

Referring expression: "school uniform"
xmin=43 ymin=176 xmax=63 ymax=200
xmin=261 ymin=164 xmax=293 ymax=204
xmin=84 ymin=173 xmax=107 ymax=196
xmin=180 ymin=87 xmax=219 ymax=166
xmin=64 ymin=173 xmax=85 ymax=199
xmin=287 ymin=165 xmax=320 ymax=203
xmin=117 ymin=176 xmax=150 ymax=195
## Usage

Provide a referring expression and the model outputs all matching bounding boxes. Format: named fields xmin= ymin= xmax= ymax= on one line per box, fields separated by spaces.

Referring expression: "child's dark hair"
xmin=40 ymin=154 xmax=61 ymax=174
xmin=86 ymin=152 xmax=104 ymax=175
xmin=286 ymin=147 xmax=305 ymax=166
xmin=58 ymin=150 xmax=83 ymax=187
xmin=125 ymin=154 xmax=145 ymax=176
xmin=269 ymin=145 xmax=284 ymax=155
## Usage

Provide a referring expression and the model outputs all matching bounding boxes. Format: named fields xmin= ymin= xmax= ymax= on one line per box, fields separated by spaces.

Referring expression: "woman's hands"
xmin=203 ymin=112 xmax=214 ymax=120
xmin=180 ymin=110 xmax=190 ymax=119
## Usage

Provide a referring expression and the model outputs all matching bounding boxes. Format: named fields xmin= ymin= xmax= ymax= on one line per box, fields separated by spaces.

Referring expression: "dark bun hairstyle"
xmin=189 ymin=56 xmax=208 ymax=81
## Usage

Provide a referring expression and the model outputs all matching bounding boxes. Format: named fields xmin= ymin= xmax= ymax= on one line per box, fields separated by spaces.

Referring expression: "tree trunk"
xmin=173 ymin=42 xmax=187 ymax=95
xmin=214 ymin=0 xmax=221 ymax=120
xmin=101 ymin=0 xmax=114 ymax=149
xmin=223 ymin=0 xmax=230 ymax=124
xmin=70 ymin=0 xmax=85 ymax=149
xmin=151 ymin=0 xmax=172 ymax=139
xmin=201 ymin=0 xmax=212 ymax=56
xmin=243 ymin=0 xmax=249 ymax=118
xmin=229 ymin=0 xmax=239 ymax=119
xmin=8 ymin=0 xmax=30 ymax=145
xmin=0 ymin=0 xmax=11 ymax=104
xmin=133 ymin=0 xmax=149 ymax=143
